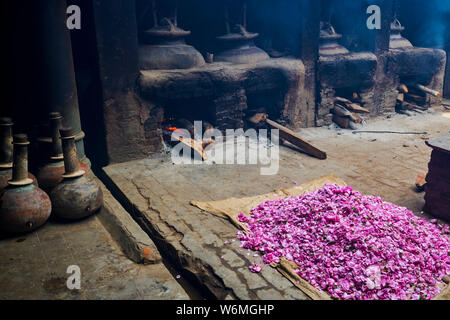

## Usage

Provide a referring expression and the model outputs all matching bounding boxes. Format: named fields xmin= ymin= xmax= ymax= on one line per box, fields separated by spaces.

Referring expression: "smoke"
xmin=246 ymin=0 xmax=303 ymax=55
xmin=136 ymin=0 xmax=450 ymax=54
xmin=327 ymin=0 xmax=374 ymax=52
xmin=399 ymin=0 xmax=450 ymax=49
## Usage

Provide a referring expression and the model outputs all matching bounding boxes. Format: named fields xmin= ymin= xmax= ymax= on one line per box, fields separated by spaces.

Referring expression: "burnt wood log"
xmin=332 ymin=114 xmax=350 ymax=129
xmin=335 ymin=97 xmax=370 ymax=113
xmin=410 ymin=84 xmax=441 ymax=98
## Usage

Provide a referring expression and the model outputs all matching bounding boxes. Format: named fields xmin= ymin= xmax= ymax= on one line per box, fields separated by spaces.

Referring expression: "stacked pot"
xmin=0 ymin=113 xmax=103 ymax=235
xmin=424 ymin=134 xmax=450 ymax=223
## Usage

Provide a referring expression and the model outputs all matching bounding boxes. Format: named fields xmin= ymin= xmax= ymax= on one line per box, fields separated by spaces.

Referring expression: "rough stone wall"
xmin=427 ymin=49 xmax=447 ymax=106
xmin=317 ymin=87 xmax=335 ymax=127
xmin=138 ymin=58 xmax=306 ymax=139
xmin=213 ymin=89 xmax=248 ymax=130
xmin=91 ymin=0 xmax=165 ymax=164
xmin=369 ymin=52 xmax=398 ymax=114
xmin=103 ymin=90 xmax=163 ymax=163
xmin=298 ymin=0 xmax=321 ymax=128
xmin=316 ymin=48 xmax=446 ymax=127
xmin=317 ymin=52 xmax=378 ymax=126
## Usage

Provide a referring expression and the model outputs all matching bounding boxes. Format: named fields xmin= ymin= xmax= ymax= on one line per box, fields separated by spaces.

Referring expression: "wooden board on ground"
xmin=333 ymin=114 xmax=350 ymax=129
xmin=177 ymin=136 xmax=208 ymax=161
xmin=248 ymin=113 xmax=327 ymax=160
xmin=347 ymin=103 xmax=370 ymax=114
xmin=265 ymin=119 xmax=327 ymax=160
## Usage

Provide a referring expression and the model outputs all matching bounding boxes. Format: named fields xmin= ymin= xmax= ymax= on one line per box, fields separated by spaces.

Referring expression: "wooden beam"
xmin=332 ymin=114 xmax=350 ymax=129
xmin=248 ymin=113 xmax=327 ymax=160
xmin=411 ymin=84 xmax=441 ymax=98
xmin=265 ymin=119 xmax=327 ymax=160
xmin=335 ymin=97 xmax=370 ymax=113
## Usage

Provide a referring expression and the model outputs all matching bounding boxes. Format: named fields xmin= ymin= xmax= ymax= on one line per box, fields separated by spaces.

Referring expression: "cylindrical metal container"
xmin=0 ymin=117 xmax=13 ymax=166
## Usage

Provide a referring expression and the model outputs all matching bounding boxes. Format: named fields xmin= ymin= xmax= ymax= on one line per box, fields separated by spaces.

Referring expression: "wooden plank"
xmin=335 ymin=97 xmax=370 ymax=113
xmin=248 ymin=113 xmax=327 ymax=160
xmin=334 ymin=105 xmax=362 ymax=123
xmin=335 ymin=96 xmax=352 ymax=104
xmin=248 ymin=113 xmax=268 ymax=126
xmin=405 ymin=93 xmax=426 ymax=105
xmin=398 ymin=84 xmax=409 ymax=94
xmin=347 ymin=103 xmax=370 ymax=114
xmin=332 ymin=114 xmax=350 ymax=129
xmin=177 ymin=136 xmax=208 ymax=161
xmin=411 ymin=84 xmax=441 ymax=98
xmin=265 ymin=119 xmax=327 ymax=160
xmin=334 ymin=104 xmax=353 ymax=118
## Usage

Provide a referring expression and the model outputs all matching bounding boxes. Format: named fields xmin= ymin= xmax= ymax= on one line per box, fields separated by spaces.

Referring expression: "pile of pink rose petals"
xmin=237 ymin=184 xmax=450 ymax=300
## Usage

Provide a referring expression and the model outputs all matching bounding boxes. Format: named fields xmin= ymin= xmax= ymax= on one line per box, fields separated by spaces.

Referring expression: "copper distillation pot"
xmin=319 ymin=22 xmax=349 ymax=56
xmin=389 ymin=18 xmax=413 ymax=49
xmin=0 ymin=117 xmax=38 ymax=191
xmin=0 ymin=134 xmax=51 ymax=234
xmin=50 ymin=127 xmax=103 ymax=220
xmin=37 ymin=112 xmax=90 ymax=193
xmin=138 ymin=0 xmax=205 ymax=70
xmin=214 ymin=0 xmax=269 ymax=64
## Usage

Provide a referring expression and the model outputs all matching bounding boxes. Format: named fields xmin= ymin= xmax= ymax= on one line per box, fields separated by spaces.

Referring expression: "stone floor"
xmin=103 ymin=106 xmax=450 ymax=300
xmin=0 ymin=214 xmax=189 ymax=300
xmin=1 ymin=107 xmax=448 ymax=300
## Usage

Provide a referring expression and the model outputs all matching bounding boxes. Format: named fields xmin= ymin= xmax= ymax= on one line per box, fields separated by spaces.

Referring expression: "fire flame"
xmin=164 ymin=126 xmax=187 ymax=136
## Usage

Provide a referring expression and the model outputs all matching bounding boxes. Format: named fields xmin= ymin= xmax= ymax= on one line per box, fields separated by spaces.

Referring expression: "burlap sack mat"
xmin=191 ymin=174 xmax=450 ymax=300
xmin=191 ymin=175 xmax=345 ymax=300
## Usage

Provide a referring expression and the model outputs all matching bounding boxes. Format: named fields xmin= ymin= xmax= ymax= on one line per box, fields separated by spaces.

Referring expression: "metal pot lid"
xmin=217 ymin=24 xmax=259 ymax=41
xmin=320 ymin=22 xmax=342 ymax=41
xmin=390 ymin=19 xmax=405 ymax=32
xmin=144 ymin=18 xmax=191 ymax=38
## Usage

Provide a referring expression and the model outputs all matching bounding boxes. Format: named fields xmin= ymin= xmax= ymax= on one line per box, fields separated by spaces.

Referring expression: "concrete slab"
xmin=96 ymin=177 xmax=161 ymax=264
xmin=0 ymin=213 xmax=189 ymax=300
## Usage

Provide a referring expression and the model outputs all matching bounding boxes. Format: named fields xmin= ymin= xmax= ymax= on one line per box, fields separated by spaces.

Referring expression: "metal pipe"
xmin=243 ymin=1 xmax=247 ymax=30
xmin=174 ymin=0 xmax=178 ymax=27
xmin=60 ymin=127 xmax=83 ymax=178
xmin=0 ymin=117 xmax=13 ymax=166
xmin=225 ymin=5 xmax=231 ymax=34
xmin=11 ymin=134 xmax=31 ymax=184
xmin=49 ymin=112 xmax=64 ymax=160
xmin=152 ymin=0 xmax=158 ymax=27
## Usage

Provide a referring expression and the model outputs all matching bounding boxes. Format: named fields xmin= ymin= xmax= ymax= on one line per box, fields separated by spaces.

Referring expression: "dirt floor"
xmin=104 ymin=106 xmax=450 ymax=300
